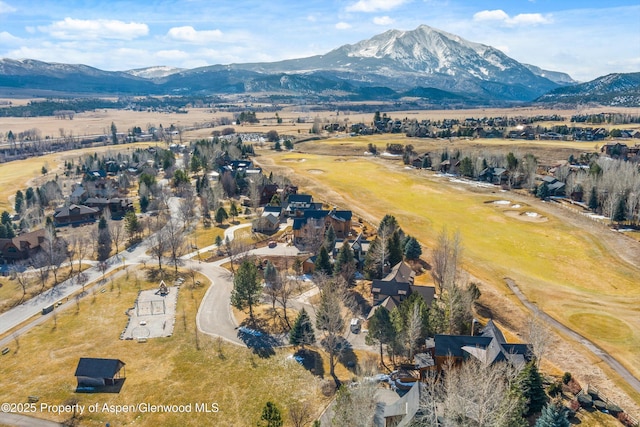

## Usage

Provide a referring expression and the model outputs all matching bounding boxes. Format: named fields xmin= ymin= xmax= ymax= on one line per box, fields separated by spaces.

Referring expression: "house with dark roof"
xmin=292 ymin=208 xmax=353 ymax=245
xmin=479 ymin=167 xmax=509 ymax=185
xmin=284 ymin=194 xmax=318 ymax=217
xmin=334 ymin=233 xmax=370 ymax=268
xmin=434 ymin=320 xmax=531 ymax=370
xmin=84 ymin=197 xmax=134 ymax=219
xmin=541 ymin=175 xmax=566 ymax=196
xmin=74 ymin=357 xmax=126 ymax=390
xmin=252 ymin=205 xmax=283 ymax=233
xmin=368 ymin=262 xmax=435 ymax=318
xmin=53 ymin=204 xmax=100 ymax=226
xmin=0 ymin=228 xmax=46 ymax=261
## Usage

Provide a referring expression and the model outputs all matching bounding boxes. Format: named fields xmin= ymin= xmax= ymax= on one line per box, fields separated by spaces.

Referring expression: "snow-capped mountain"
xmin=536 ymin=72 xmax=640 ymax=106
xmin=126 ymin=66 xmax=184 ymax=79
xmin=1 ymin=24 xmax=614 ymax=104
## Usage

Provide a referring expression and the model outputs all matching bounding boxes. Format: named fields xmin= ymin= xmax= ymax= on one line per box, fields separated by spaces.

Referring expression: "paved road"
xmin=0 ymin=412 xmax=62 ymax=427
xmin=505 ymin=277 xmax=640 ymax=395
xmin=195 ymin=243 xmax=300 ymax=344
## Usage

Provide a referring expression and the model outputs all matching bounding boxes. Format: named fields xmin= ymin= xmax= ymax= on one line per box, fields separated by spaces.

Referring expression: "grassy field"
xmin=258 ymin=150 xmax=640 ymax=394
xmin=0 ymin=141 xmax=159 ymax=212
xmin=0 ymin=267 xmax=330 ymax=426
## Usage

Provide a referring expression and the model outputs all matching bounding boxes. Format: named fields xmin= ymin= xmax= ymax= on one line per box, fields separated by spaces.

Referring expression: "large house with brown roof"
xmin=53 ymin=204 xmax=100 ymax=226
xmin=0 ymin=228 xmax=46 ymax=261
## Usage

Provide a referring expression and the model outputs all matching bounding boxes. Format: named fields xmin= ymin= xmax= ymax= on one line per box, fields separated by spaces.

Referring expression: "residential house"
xmin=478 ymin=167 xmax=509 ymax=185
xmin=333 ymin=232 xmax=370 ymax=268
xmin=600 ymin=142 xmax=629 ymax=159
xmin=284 ymin=194 xmax=322 ymax=217
xmin=292 ymin=209 xmax=352 ymax=245
xmin=53 ymin=204 xmax=100 ymax=226
xmin=368 ymin=261 xmax=435 ymax=319
xmin=0 ymin=228 xmax=46 ymax=261
xmin=84 ymin=197 xmax=134 ymax=219
xmin=541 ymin=175 xmax=566 ymax=196
xmin=434 ymin=320 xmax=531 ymax=370
xmin=252 ymin=205 xmax=282 ymax=233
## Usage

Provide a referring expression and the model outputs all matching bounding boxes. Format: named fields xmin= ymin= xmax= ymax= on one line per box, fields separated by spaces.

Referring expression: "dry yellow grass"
xmin=0 ymin=267 xmax=330 ymax=426
xmin=257 ymin=149 xmax=640 ymax=400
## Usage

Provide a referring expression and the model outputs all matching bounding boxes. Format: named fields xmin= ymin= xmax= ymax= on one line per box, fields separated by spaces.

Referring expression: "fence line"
xmin=584 ymin=384 xmax=639 ymax=426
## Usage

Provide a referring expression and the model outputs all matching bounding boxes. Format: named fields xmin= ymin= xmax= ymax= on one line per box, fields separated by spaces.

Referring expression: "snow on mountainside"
xmin=0 ymin=25 xmax=586 ymax=102
xmin=523 ymin=64 xmax=576 ymax=85
xmin=535 ymin=72 xmax=640 ymax=106
xmin=126 ymin=66 xmax=184 ymax=79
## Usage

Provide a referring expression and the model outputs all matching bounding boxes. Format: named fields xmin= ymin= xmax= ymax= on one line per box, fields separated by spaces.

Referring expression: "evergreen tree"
xmin=215 ymin=206 xmax=228 ymax=225
xmin=517 ymin=362 xmax=547 ymax=416
xmin=97 ymin=216 xmax=112 ymax=261
xmin=1 ymin=211 xmax=11 ymax=225
xmin=535 ymin=401 xmax=570 ymax=427
xmin=14 ymin=190 xmax=24 ymax=214
xmin=459 ymin=156 xmax=474 ymax=177
xmin=230 ymin=260 xmax=262 ymax=321
xmin=324 ymin=224 xmax=336 ymax=251
xmin=388 ymin=230 xmax=403 ymax=267
xmin=264 ymin=260 xmax=278 ymax=287
xmin=229 ymin=202 xmax=239 ymax=221
xmin=0 ymin=224 xmax=6 ymax=238
xmin=140 ymin=195 xmax=149 ymax=213
xmin=613 ymin=195 xmax=627 ymax=224
xmin=365 ymin=306 xmax=395 ymax=368
xmin=403 ymin=236 xmax=422 ymax=261
xmin=333 ymin=243 xmax=355 ymax=274
xmin=314 ymin=246 xmax=333 ymax=276
xmin=536 ymin=182 xmax=549 ymax=199
xmin=588 ymin=186 xmax=598 ymax=211
xmin=258 ymin=401 xmax=283 ymax=427
xmin=289 ymin=308 xmax=316 ymax=348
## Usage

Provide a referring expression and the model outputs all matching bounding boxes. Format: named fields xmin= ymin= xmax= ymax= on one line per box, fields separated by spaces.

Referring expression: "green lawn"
xmin=262 ymin=152 xmax=640 ymax=386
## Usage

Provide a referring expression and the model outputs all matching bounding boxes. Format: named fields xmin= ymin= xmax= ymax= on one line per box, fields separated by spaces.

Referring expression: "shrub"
xmin=548 ymin=382 xmax=562 ymax=397
xmin=320 ymin=379 xmax=336 ymax=396
xmin=562 ymin=372 xmax=572 ymax=384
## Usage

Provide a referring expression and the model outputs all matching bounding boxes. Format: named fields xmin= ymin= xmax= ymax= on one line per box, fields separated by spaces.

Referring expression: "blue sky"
xmin=0 ymin=0 xmax=638 ymax=81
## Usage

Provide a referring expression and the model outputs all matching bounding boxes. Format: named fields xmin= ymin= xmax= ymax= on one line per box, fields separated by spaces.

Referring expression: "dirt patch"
xmin=504 ymin=210 xmax=548 ymax=223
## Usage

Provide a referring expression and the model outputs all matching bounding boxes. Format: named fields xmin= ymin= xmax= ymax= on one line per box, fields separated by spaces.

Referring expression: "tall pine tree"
xmin=517 ymin=361 xmax=547 ymax=416
xmin=314 ymin=246 xmax=333 ymax=276
xmin=289 ymin=308 xmax=315 ymax=349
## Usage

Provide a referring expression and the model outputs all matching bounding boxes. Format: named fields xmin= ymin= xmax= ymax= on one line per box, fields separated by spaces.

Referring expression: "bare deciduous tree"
xmin=431 ymin=228 xmax=462 ymax=294
xmin=524 ymin=314 xmax=552 ymax=367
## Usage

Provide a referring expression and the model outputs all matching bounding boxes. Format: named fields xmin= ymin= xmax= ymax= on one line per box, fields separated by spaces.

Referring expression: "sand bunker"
xmin=492 ymin=200 xmax=511 ymax=205
xmin=307 ymin=169 xmax=325 ymax=174
xmin=504 ymin=210 xmax=548 ymax=223
xmin=282 ymin=158 xmax=306 ymax=162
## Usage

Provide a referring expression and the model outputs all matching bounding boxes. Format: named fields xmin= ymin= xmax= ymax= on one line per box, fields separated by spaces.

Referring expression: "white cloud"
xmin=373 ymin=16 xmax=395 ymax=25
xmin=473 ymin=9 xmax=551 ymax=26
xmin=0 ymin=31 xmax=20 ymax=44
xmin=346 ymin=0 xmax=409 ymax=13
xmin=39 ymin=18 xmax=149 ymax=40
xmin=335 ymin=22 xmax=352 ymax=30
xmin=0 ymin=1 xmax=16 ymax=14
xmin=307 ymin=15 xmax=317 ymax=22
xmin=166 ymin=26 xmax=224 ymax=43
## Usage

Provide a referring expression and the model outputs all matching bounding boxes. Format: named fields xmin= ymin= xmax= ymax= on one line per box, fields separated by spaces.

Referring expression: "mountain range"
xmin=0 ymin=25 xmax=636 ymax=106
